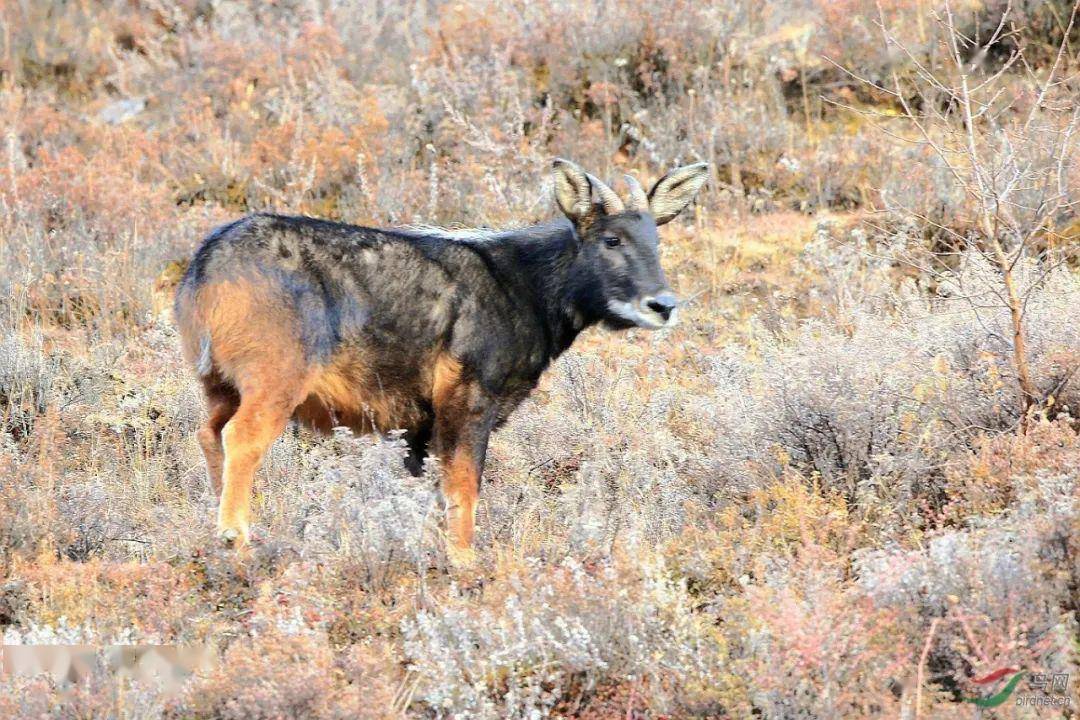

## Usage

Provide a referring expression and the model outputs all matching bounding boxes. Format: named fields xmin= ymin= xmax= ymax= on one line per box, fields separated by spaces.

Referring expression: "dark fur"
xmin=175 ymin=160 xmax=705 ymax=555
xmin=176 ymin=211 xmax=668 ymax=464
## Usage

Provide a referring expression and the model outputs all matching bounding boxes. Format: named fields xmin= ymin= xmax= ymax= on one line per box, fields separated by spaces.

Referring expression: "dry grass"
xmin=1 ymin=1 xmax=1078 ymax=718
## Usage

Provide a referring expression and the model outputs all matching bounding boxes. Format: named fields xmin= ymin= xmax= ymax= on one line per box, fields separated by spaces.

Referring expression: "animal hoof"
xmin=219 ymin=527 xmax=247 ymax=549
xmin=446 ymin=545 xmax=477 ymax=569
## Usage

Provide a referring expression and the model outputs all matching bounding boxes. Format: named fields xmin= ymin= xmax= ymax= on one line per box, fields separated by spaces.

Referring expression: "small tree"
xmin=834 ymin=0 xmax=1080 ymax=430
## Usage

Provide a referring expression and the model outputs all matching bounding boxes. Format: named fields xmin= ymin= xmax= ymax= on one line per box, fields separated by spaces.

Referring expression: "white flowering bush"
xmin=401 ymin=556 xmax=719 ymax=718
xmin=0 ymin=328 xmax=62 ymax=440
xmin=701 ymin=250 xmax=1080 ymax=521
xmin=254 ymin=428 xmax=442 ymax=586
xmin=855 ymin=469 xmax=1079 ymax=684
xmin=3 ymin=617 xmax=151 ymax=645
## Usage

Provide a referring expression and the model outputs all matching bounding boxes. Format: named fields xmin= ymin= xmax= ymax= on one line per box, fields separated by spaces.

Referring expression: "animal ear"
xmin=647 ymin=162 xmax=709 ymax=225
xmin=552 ymin=158 xmax=593 ymax=223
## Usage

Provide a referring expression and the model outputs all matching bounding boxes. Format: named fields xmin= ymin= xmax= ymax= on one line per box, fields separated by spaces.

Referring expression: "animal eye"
xmin=603 ymin=236 xmax=621 ymax=248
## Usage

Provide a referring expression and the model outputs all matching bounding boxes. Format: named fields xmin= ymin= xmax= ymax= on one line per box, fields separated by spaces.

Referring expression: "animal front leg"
xmin=441 ymin=445 xmax=483 ymax=560
xmin=433 ymin=418 xmax=492 ymax=569
xmin=431 ymin=356 xmax=494 ymax=567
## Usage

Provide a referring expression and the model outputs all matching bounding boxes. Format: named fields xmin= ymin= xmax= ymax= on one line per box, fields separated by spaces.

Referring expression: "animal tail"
xmin=195 ymin=333 xmax=214 ymax=377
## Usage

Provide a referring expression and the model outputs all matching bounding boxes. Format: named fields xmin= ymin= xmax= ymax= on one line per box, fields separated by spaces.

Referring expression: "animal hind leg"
xmin=217 ymin=381 xmax=306 ymax=546
xmin=195 ymin=382 xmax=240 ymax=497
xmin=188 ymin=275 xmax=311 ymax=547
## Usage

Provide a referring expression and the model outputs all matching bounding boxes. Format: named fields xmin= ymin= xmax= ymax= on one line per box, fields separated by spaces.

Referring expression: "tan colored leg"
xmin=430 ymin=353 xmax=494 ymax=567
xmin=217 ymin=392 xmax=295 ymax=546
xmin=442 ymin=447 xmax=480 ymax=564
xmin=183 ymin=277 xmax=312 ymax=549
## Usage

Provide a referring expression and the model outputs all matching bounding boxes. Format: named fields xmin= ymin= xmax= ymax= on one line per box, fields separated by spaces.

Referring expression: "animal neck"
xmin=484 ymin=219 xmax=603 ymax=360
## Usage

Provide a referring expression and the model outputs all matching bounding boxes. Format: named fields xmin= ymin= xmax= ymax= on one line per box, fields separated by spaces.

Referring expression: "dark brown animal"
xmin=174 ymin=159 xmax=708 ymax=564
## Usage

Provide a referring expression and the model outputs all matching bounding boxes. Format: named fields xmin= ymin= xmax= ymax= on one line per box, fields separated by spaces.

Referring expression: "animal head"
xmin=552 ymin=158 xmax=708 ymax=330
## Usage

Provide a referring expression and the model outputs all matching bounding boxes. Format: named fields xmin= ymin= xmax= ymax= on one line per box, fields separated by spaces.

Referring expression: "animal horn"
xmin=586 ymin=173 xmax=625 ymax=214
xmin=623 ymin=174 xmax=649 ymax=211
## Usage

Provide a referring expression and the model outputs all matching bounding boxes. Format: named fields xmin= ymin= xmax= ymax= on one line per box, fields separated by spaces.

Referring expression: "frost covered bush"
xmin=704 ymin=251 xmax=1080 ymax=515
xmin=258 ymin=429 xmax=440 ymax=582
xmin=164 ymin=631 xmax=378 ymax=720
xmin=487 ymin=352 xmax=708 ymax=554
xmin=0 ymin=329 xmax=61 ymax=440
xmin=549 ymin=457 xmax=694 ymax=551
xmin=855 ymin=469 xmax=1078 ymax=680
xmin=401 ymin=557 xmax=720 ymax=718
xmin=858 ymin=473 xmax=1077 ymax=611
xmin=924 ymin=252 xmax=1080 ymax=413
xmin=3 ymin=617 xmax=151 ymax=646
xmin=703 ymin=313 xmax=971 ymax=517
xmin=55 ymin=482 xmax=146 ymax=561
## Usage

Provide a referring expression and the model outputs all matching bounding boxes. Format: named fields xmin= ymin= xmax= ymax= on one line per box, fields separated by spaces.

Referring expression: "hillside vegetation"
xmin=1 ymin=1 xmax=1078 ymax=717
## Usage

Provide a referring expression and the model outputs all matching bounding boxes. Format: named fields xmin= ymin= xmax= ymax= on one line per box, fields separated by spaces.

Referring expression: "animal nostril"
xmin=646 ymin=295 xmax=677 ymax=320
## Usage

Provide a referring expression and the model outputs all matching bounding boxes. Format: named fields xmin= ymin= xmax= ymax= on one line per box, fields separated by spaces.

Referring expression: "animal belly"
xmin=293 ymin=354 xmax=428 ymax=435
